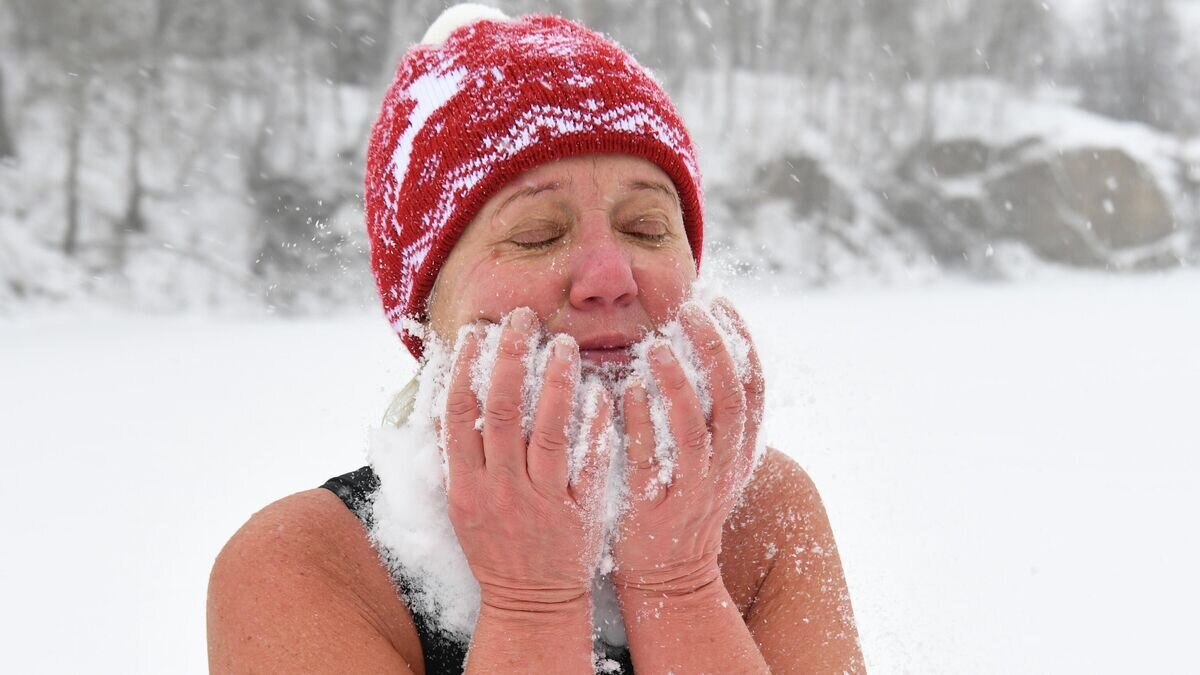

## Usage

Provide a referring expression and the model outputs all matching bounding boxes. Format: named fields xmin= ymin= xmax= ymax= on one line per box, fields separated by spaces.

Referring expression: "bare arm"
xmin=618 ymin=577 xmax=768 ymax=673
xmin=206 ymin=487 xmax=597 ymax=675
xmin=206 ymin=489 xmax=420 ymax=674
xmin=615 ymin=450 xmax=864 ymax=674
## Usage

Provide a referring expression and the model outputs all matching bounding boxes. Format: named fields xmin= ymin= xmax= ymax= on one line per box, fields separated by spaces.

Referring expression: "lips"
xmin=572 ymin=332 xmax=640 ymax=367
xmin=575 ymin=332 xmax=639 ymax=350
xmin=578 ymin=346 xmax=633 ymax=365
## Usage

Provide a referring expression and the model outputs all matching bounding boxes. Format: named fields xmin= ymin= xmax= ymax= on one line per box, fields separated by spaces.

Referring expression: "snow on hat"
xmin=364 ymin=4 xmax=705 ymax=359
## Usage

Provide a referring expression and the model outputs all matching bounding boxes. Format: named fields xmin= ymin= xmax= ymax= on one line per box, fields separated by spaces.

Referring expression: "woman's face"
xmin=427 ymin=154 xmax=697 ymax=368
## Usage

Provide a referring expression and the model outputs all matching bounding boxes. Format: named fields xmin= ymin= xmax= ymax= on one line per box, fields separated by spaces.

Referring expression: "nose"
xmin=568 ymin=230 xmax=638 ymax=311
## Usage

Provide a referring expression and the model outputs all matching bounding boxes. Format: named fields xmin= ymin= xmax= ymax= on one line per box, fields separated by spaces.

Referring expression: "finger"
xmin=570 ymin=383 xmax=613 ymax=510
xmin=679 ymin=301 xmax=746 ymax=478
xmin=482 ymin=307 xmax=538 ymax=478
xmin=712 ymin=297 xmax=765 ymax=468
xmin=647 ymin=340 xmax=711 ymax=486
xmin=528 ymin=336 xmax=579 ymax=494
xmin=443 ymin=324 xmax=485 ymax=479
xmin=620 ymin=377 xmax=661 ymax=503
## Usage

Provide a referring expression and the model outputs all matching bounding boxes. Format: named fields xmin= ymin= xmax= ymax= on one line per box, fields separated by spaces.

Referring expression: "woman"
xmin=207 ymin=6 xmax=863 ymax=673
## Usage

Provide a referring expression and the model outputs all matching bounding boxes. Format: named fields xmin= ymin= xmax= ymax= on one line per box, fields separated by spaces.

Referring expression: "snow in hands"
xmin=366 ymin=294 xmax=765 ymax=648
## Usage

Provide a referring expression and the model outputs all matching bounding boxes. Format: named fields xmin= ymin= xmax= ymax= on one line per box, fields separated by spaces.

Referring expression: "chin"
xmin=580 ymin=358 xmax=634 ymax=381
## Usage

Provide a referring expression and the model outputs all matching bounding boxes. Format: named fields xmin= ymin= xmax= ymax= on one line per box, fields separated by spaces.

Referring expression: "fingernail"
xmin=652 ymin=342 xmax=674 ymax=364
xmin=553 ymin=337 xmax=575 ymax=362
xmin=510 ymin=308 xmax=534 ymax=332
xmin=680 ymin=302 xmax=705 ymax=327
xmin=628 ymin=379 xmax=647 ymax=402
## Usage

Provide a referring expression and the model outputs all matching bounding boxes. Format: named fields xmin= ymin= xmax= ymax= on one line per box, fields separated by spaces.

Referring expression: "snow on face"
xmin=366 ymin=290 xmax=760 ymax=648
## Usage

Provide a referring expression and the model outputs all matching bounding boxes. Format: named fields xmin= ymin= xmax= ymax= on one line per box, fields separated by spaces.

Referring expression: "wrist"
xmin=479 ymin=585 xmax=592 ymax=620
xmin=470 ymin=590 xmax=595 ymax=672
xmin=615 ymin=574 xmax=737 ymax=631
xmin=614 ymin=564 xmax=725 ymax=614
xmin=612 ymin=556 xmax=721 ymax=596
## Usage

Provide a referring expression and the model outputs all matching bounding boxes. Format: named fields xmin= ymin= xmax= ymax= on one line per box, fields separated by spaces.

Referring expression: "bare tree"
xmin=1080 ymin=0 xmax=1182 ymax=131
xmin=9 ymin=0 xmax=112 ymax=256
xmin=62 ymin=71 xmax=86 ymax=257
xmin=0 ymin=0 xmax=15 ymax=161
xmin=969 ymin=0 xmax=1053 ymax=89
xmin=0 ymin=65 xmax=14 ymax=160
xmin=121 ymin=0 xmax=176 ymax=237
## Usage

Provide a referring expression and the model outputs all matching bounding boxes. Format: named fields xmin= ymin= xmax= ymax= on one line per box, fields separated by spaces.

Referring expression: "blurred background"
xmin=2 ymin=2 xmax=1199 ymax=674
xmin=1 ymin=0 xmax=1197 ymax=311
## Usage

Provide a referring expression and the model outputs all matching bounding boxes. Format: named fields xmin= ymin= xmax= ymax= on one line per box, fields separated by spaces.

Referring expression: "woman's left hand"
xmin=611 ymin=299 xmax=765 ymax=598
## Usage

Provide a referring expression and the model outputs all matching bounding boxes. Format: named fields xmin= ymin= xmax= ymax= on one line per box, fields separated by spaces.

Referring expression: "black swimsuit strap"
xmin=320 ymin=466 xmax=470 ymax=674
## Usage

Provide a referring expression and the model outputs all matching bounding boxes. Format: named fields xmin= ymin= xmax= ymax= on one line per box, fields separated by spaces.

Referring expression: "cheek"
xmin=635 ymin=255 xmax=696 ymax=325
xmin=449 ymin=258 xmax=568 ymax=323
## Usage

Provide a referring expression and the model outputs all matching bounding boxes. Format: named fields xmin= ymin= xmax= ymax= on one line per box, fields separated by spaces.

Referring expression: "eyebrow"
xmin=624 ymin=179 xmax=679 ymax=206
xmin=495 ymin=180 xmax=567 ymax=215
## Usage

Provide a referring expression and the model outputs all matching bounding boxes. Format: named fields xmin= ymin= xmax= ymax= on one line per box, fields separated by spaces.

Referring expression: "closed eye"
xmin=512 ymin=235 xmax=562 ymax=250
xmin=510 ymin=225 xmax=565 ymax=249
xmin=622 ymin=217 xmax=670 ymax=243
xmin=624 ymin=231 xmax=667 ymax=244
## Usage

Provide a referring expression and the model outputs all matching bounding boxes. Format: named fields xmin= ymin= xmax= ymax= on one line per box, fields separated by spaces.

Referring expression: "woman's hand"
xmin=612 ymin=299 xmax=765 ymax=598
xmin=442 ymin=307 xmax=613 ymax=612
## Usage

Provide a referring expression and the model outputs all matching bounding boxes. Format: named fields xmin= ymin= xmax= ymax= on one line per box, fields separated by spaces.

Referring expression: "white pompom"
xmin=420 ymin=3 xmax=511 ymax=47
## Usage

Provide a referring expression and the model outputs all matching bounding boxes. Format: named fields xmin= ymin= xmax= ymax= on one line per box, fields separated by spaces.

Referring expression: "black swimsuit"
xmin=320 ymin=466 xmax=635 ymax=674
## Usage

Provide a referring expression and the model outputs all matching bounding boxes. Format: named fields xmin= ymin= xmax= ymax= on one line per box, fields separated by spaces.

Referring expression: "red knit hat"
xmin=364 ymin=9 xmax=704 ymax=359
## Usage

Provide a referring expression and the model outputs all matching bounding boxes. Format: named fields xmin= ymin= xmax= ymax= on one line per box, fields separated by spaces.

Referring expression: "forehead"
xmin=494 ymin=154 xmax=679 ymax=205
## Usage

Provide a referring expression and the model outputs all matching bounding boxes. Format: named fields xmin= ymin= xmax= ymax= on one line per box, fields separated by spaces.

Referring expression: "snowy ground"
xmin=2 ymin=273 xmax=1198 ymax=673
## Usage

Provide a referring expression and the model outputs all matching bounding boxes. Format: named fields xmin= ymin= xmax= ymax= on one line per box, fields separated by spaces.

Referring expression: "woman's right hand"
xmin=441 ymin=307 xmax=613 ymax=612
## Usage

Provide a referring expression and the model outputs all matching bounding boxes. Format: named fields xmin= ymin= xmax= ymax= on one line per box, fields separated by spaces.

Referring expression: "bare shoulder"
xmin=719 ymin=448 xmax=827 ymax=607
xmin=207 ymin=488 xmax=422 ymax=674
xmin=740 ymin=447 xmax=833 ymax=541
xmin=720 ymin=448 xmax=864 ymax=673
xmin=743 ymin=446 xmax=823 ymax=511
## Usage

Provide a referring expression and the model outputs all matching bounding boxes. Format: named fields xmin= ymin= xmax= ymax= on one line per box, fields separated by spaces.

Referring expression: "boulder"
xmin=891 ymin=137 xmax=1179 ymax=269
xmin=986 ymin=147 xmax=1176 ymax=262
xmin=754 ymin=154 xmax=854 ymax=222
xmin=904 ymin=138 xmax=993 ymax=178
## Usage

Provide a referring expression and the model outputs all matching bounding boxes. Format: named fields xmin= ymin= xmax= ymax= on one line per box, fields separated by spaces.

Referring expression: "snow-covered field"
xmin=2 ymin=273 xmax=1198 ymax=673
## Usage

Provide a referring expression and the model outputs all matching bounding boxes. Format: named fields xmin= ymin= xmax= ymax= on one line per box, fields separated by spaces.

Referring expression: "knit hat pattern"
xmin=364 ymin=14 xmax=704 ymax=359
